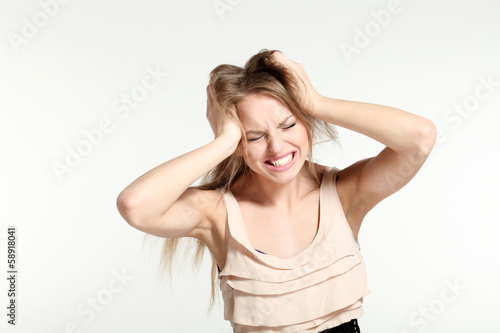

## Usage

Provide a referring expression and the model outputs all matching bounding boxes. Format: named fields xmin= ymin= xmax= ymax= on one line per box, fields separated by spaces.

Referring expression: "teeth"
xmin=269 ymin=153 xmax=293 ymax=167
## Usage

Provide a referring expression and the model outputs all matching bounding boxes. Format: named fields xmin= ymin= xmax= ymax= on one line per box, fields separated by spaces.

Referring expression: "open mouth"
xmin=265 ymin=152 xmax=294 ymax=167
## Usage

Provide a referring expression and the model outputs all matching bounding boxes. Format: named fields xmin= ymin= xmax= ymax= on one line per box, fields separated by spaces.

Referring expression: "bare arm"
xmin=116 ymin=85 xmax=241 ymax=238
xmin=271 ymin=52 xmax=437 ymax=236
xmin=313 ymin=97 xmax=436 ymax=223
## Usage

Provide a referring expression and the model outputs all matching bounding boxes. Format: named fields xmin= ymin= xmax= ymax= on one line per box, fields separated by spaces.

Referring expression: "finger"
xmin=271 ymin=51 xmax=295 ymax=67
xmin=208 ymin=85 xmax=216 ymax=101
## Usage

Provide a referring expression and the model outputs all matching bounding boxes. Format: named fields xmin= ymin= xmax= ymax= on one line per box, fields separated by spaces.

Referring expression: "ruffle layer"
xmin=219 ymin=167 xmax=370 ymax=331
xmin=219 ymin=215 xmax=362 ymax=285
xmin=221 ymin=260 xmax=369 ymax=327
xmin=230 ymin=301 xmax=364 ymax=333
xmin=224 ymin=251 xmax=365 ymax=296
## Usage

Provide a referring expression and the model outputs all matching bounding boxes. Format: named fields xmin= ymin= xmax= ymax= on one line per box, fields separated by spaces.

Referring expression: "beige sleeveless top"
xmin=218 ymin=167 xmax=370 ymax=333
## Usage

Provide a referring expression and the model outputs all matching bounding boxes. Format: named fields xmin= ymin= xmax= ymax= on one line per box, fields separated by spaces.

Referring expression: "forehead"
xmin=236 ymin=93 xmax=293 ymax=129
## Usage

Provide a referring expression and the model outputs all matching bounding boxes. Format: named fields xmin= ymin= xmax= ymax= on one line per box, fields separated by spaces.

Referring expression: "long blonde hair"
xmin=150 ymin=49 xmax=338 ymax=311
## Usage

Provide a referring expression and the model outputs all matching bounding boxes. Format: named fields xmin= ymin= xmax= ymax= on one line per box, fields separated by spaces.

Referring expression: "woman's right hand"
xmin=206 ymin=84 xmax=242 ymax=144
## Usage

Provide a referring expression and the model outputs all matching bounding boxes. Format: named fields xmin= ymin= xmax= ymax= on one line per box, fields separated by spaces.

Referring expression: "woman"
xmin=116 ymin=49 xmax=437 ymax=332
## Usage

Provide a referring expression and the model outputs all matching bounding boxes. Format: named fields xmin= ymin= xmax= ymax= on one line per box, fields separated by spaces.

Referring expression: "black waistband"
xmin=318 ymin=319 xmax=360 ymax=333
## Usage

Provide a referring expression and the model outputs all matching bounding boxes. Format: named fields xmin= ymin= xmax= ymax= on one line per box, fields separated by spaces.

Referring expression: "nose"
xmin=267 ymin=133 xmax=283 ymax=154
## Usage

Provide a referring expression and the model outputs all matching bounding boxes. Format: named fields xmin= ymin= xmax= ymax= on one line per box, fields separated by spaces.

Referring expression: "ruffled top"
xmin=218 ymin=167 xmax=370 ymax=333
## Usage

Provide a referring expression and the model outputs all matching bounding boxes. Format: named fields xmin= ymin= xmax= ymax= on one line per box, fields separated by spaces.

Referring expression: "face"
xmin=235 ymin=93 xmax=309 ymax=185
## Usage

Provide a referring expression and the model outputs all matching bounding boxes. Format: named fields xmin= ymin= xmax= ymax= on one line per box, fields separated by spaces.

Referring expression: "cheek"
xmin=245 ymin=144 xmax=265 ymax=163
xmin=288 ymin=125 xmax=309 ymax=146
xmin=299 ymin=125 xmax=310 ymax=144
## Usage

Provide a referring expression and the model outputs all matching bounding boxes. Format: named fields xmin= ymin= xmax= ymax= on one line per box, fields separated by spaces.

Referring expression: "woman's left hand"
xmin=270 ymin=51 xmax=323 ymax=115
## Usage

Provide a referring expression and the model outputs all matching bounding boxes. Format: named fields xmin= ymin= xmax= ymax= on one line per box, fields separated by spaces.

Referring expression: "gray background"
xmin=1 ymin=0 xmax=499 ymax=332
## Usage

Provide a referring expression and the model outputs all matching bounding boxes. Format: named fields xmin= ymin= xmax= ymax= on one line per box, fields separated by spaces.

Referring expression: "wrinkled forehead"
xmin=236 ymin=93 xmax=294 ymax=129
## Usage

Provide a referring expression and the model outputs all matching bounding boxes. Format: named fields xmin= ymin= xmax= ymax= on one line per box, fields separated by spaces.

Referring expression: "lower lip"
xmin=264 ymin=152 xmax=297 ymax=172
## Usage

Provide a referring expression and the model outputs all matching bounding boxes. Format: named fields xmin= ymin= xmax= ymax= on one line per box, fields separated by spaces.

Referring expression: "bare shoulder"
xmin=336 ymin=160 xmax=365 ymax=191
xmin=334 ymin=159 xmax=372 ymax=239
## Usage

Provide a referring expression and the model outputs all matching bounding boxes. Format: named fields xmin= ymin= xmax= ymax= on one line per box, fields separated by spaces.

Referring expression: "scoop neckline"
xmin=225 ymin=167 xmax=332 ymax=266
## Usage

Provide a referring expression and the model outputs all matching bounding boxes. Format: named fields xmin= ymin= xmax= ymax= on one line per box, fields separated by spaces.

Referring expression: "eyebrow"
xmin=245 ymin=116 xmax=295 ymax=136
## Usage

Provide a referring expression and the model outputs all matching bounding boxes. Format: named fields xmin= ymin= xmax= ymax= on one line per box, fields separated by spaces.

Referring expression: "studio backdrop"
xmin=1 ymin=0 xmax=499 ymax=332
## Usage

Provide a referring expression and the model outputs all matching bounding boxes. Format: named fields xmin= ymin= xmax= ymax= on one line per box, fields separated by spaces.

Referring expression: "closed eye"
xmin=247 ymin=135 xmax=263 ymax=142
xmin=246 ymin=121 xmax=295 ymax=141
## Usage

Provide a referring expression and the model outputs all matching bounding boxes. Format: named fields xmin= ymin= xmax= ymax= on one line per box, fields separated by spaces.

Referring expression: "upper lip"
xmin=266 ymin=151 xmax=295 ymax=162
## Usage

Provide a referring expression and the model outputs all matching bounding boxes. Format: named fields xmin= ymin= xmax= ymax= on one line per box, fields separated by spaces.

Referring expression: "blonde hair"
xmin=150 ymin=49 xmax=338 ymax=311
